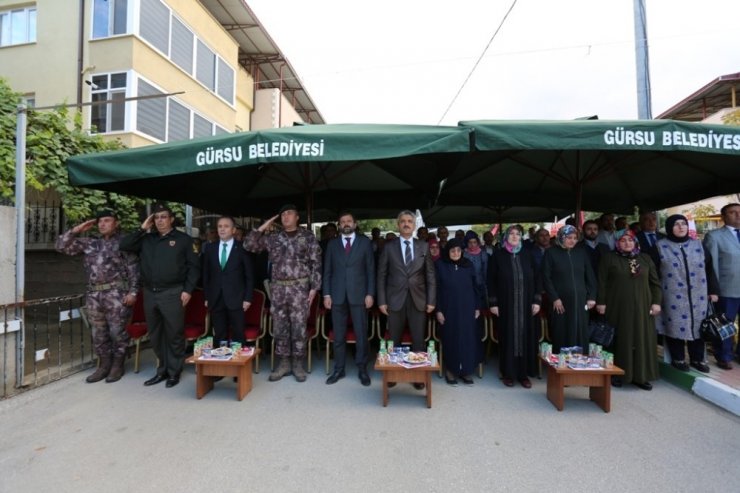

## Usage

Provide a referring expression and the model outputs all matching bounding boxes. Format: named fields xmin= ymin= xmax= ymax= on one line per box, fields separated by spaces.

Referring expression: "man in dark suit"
xmin=635 ymin=211 xmax=665 ymax=273
xmin=202 ymin=216 xmax=254 ymax=346
xmin=703 ymin=203 xmax=740 ymax=369
xmin=378 ymin=210 xmax=436 ymax=390
xmin=323 ymin=211 xmax=375 ymax=386
xmin=578 ymin=220 xmax=610 ymax=279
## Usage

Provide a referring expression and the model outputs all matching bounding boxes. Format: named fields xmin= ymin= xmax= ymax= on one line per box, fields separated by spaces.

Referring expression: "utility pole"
xmin=633 ymin=0 xmax=652 ymax=119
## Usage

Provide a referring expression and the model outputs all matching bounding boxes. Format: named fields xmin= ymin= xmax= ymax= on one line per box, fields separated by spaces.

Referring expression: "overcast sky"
xmin=248 ymin=0 xmax=740 ymax=125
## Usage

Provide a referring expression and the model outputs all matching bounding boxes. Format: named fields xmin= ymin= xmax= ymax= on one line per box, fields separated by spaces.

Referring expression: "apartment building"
xmin=0 ymin=0 xmax=323 ymax=148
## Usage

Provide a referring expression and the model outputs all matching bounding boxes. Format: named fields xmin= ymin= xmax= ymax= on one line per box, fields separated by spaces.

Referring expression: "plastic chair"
xmin=322 ymin=306 xmax=377 ymax=374
xmin=243 ymin=289 xmax=268 ymax=373
xmin=124 ymin=291 xmax=148 ymax=373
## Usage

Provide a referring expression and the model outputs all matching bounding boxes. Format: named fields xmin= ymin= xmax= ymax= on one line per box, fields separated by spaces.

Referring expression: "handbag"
xmin=700 ymin=303 xmax=738 ymax=344
xmin=588 ymin=316 xmax=615 ymax=347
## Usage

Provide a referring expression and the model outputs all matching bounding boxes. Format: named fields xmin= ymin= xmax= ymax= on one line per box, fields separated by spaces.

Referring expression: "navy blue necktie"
xmin=404 ymin=240 xmax=412 ymax=266
xmin=735 ymin=229 xmax=740 ymax=244
xmin=648 ymin=233 xmax=656 ymax=247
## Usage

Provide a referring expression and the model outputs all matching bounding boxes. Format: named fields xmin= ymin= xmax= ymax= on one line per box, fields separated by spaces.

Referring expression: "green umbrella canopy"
xmin=441 ymin=119 xmax=740 ymax=214
xmin=420 ymin=205 xmax=571 ymax=227
xmin=66 ymin=123 xmax=472 ymax=219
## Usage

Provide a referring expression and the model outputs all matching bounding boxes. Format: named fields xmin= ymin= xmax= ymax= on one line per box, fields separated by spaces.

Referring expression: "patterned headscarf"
xmin=555 ymin=225 xmax=578 ymax=249
xmin=614 ymin=228 xmax=641 ymax=277
xmin=503 ymin=225 xmax=523 ymax=254
xmin=428 ymin=238 xmax=441 ymax=261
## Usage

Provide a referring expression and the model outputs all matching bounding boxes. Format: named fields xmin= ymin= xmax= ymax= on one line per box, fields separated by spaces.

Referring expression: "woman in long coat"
xmin=596 ymin=229 xmax=662 ymax=389
xmin=488 ymin=226 xmax=542 ymax=388
xmin=435 ymin=239 xmax=482 ymax=385
xmin=542 ymin=225 xmax=597 ymax=353
xmin=657 ymin=214 xmax=718 ymax=373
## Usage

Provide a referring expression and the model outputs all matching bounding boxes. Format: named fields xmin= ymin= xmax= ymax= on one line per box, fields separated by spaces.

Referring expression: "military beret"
xmin=95 ymin=209 xmax=117 ymax=220
xmin=279 ymin=203 xmax=298 ymax=214
xmin=152 ymin=203 xmax=173 ymax=215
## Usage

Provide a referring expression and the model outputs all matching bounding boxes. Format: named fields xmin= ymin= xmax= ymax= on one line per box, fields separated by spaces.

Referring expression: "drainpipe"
xmin=76 ymin=0 xmax=85 ymax=109
xmin=278 ymin=63 xmax=285 ymax=128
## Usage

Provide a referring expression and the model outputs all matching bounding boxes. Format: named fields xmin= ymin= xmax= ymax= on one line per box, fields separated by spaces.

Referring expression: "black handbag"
xmin=589 ymin=316 xmax=615 ymax=347
xmin=700 ymin=303 xmax=738 ymax=344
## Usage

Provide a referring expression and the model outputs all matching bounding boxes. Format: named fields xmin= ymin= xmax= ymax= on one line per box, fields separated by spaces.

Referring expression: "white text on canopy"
xmin=249 ymin=140 xmax=325 ymax=159
xmin=603 ymin=127 xmax=740 ymax=150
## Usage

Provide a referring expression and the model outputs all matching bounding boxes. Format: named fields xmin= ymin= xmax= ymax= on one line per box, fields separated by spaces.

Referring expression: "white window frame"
xmin=91 ymin=0 xmax=132 ymax=39
xmin=89 ymin=71 xmax=132 ymax=134
xmin=0 ymin=6 xmax=37 ymax=47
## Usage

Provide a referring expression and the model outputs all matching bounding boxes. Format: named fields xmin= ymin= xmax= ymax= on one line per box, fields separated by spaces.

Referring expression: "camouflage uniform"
xmin=245 ymin=229 xmax=321 ymax=359
xmin=55 ymin=230 xmax=140 ymax=357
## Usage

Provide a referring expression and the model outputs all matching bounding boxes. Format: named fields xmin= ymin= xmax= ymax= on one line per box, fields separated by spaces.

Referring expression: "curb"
xmin=659 ymin=361 xmax=740 ymax=416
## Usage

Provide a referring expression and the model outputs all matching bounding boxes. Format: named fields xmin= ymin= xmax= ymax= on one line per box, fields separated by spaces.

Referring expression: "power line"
xmin=437 ymin=0 xmax=519 ymax=124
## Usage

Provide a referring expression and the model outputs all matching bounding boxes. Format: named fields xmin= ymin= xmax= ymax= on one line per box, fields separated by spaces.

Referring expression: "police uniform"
xmin=245 ymin=209 xmax=321 ymax=380
xmin=55 ymin=210 xmax=140 ymax=383
xmin=120 ymin=205 xmax=200 ymax=386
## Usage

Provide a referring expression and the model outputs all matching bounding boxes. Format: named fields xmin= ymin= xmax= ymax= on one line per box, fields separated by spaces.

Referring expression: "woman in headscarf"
xmin=657 ymin=214 xmax=719 ymax=373
xmin=596 ymin=229 xmax=662 ymax=389
xmin=541 ymin=225 xmax=597 ymax=352
xmin=435 ymin=239 xmax=482 ymax=385
xmin=463 ymin=231 xmax=489 ymax=306
xmin=487 ymin=225 xmax=542 ymax=388
xmin=428 ymin=238 xmax=441 ymax=262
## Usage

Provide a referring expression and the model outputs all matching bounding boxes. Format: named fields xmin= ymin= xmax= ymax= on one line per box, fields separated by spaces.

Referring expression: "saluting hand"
xmin=141 ymin=214 xmax=154 ymax=231
xmin=72 ymin=219 xmax=96 ymax=234
xmin=258 ymin=214 xmax=279 ymax=233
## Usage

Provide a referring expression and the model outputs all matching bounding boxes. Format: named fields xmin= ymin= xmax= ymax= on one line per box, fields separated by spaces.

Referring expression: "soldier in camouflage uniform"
xmin=56 ymin=210 xmax=140 ymax=383
xmin=245 ymin=204 xmax=321 ymax=382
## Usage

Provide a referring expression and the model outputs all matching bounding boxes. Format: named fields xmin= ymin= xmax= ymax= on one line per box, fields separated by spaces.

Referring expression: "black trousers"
xmin=665 ymin=336 xmax=706 ymax=363
xmin=388 ymin=294 xmax=426 ymax=352
xmin=210 ymin=294 xmax=246 ymax=345
xmin=143 ymin=286 xmax=185 ymax=377
xmin=331 ymin=301 xmax=369 ymax=372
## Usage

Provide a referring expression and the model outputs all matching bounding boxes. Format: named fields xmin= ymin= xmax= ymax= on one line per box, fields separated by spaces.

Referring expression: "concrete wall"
xmin=0 ymin=206 xmax=16 ymax=305
xmin=26 ymin=251 xmax=87 ymax=300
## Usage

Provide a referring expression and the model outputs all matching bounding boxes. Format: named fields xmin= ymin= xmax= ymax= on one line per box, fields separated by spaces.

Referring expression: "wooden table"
xmin=541 ymin=356 xmax=625 ymax=413
xmin=373 ymin=360 xmax=440 ymax=408
xmin=185 ymin=350 xmax=260 ymax=401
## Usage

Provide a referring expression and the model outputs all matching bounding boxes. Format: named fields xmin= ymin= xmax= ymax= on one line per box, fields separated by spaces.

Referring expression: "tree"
xmin=722 ymin=109 xmax=740 ymax=126
xmin=0 ymin=77 xmax=149 ymax=230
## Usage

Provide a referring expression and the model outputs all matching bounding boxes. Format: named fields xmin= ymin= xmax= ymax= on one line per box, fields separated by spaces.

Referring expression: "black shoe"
xmin=671 ymin=360 xmax=690 ymax=372
xmin=387 ymin=382 xmax=396 ymax=388
xmin=359 ymin=371 xmax=371 ymax=387
xmin=461 ymin=375 xmax=474 ymax=385
xmin=413 ymin=383 xmax=425 ymax=390
xmin=717 ymin=360 xmax=733 ymax=370
xmin=445 ymin=376 xmax=458 ymax=385
xmin=325 ymin=370 xmax=345 ymax=385
xmin=611 ymin=376 xmax=622 ymax=387
xmin=690 ymin=361 xmax=710 ymax=373
xmin=213 ymin=376 xmax=224 ymax=382
xmin=165 ymin=374 xmax=180 ymax=388
xmin=633 ymin=381 xmax=652 ymax=391
xmin=144 ymin=374 xmax=168 ymax=386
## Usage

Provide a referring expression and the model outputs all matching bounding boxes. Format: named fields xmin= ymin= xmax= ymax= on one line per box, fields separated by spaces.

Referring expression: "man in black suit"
xmin=323 ymin=211 xmax=375 ymax=386
xmin=377 ymin=210 xmax=436 ymax=377
xmin=202 ymin=216 xmax=254 ymax=346
xmin=635 ymin=211 xmax=665 ymax=273
xmin=578 ymin=220 xmax=610 ymax=279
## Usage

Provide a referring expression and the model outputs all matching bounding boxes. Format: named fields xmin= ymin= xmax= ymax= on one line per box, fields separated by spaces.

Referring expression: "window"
xmin=196 ymin=40 xmax=215 ymax=91
xmin=0 ymin=7 xmax=37 ymax=46
xmin=136 ymin=79 xmax=166 ymax=141
xmin=139 ymin=0 xmax=169 ymax=54
xmin=167 ymin=100 xmax=190 ymax=142
xmin=92 ymin=0 xmax=128 ymax=39
xmin=90 ymin=73 xmax=127 ymax=133
xmin=216 ymin=58 xmax=234 ymax=104
xmin=192 ymin=113 xmax=213 ymax=139
xmin=170 ymin=16 xmax=193 ymax=73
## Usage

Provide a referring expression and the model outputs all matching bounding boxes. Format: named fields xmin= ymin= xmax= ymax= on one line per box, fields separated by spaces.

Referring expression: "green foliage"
xmin=0 ymin=77 xmax=151 ymax=230
xmin=722 ymin=109 xmax=740 ymax=126
xmin=357 ymin=218 xmax=397 ymax=233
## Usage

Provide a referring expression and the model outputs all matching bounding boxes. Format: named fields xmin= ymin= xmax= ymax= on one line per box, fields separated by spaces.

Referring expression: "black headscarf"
xmin=665 ymin=214 xmax=690 ymax=243
xmin=443 ymin=238 xmax=472 ymax=267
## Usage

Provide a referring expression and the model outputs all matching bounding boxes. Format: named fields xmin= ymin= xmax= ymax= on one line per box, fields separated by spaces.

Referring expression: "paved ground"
xmin=1 ymin=351 xmax=739 ymax=493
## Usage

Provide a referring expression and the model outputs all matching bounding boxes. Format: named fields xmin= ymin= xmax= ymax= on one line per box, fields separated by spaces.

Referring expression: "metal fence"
xmin=26 ymin=200 xmax=67 ymax=247
xmin=0 ymin=294 xmax=94 ymax=399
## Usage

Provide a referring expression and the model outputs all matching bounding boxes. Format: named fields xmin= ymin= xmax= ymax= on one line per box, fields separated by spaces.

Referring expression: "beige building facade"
xmin=0 ymin=0 xmax=322 ymax=148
